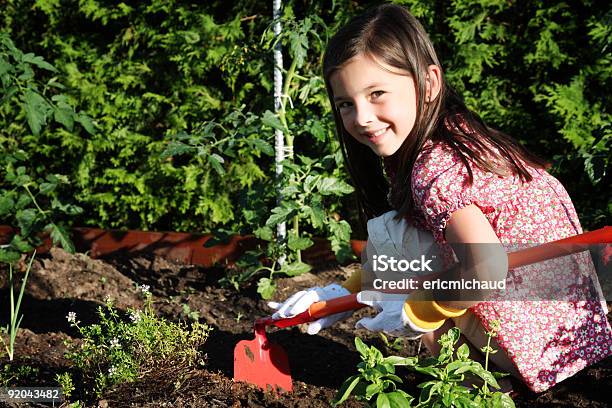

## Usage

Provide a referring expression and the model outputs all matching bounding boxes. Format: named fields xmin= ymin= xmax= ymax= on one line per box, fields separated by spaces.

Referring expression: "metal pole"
xmin=273 ymin=0 xmax=286 ymax=262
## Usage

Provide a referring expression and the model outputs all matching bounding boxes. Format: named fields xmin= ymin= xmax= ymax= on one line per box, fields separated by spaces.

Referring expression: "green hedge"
xmin=1 ymin=0 xmax=609 ymax=235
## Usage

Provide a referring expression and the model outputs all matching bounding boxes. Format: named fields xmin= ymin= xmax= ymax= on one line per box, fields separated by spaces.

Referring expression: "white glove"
xmin=355 ymin=290 xmax=441 ymax=339
xmin=268 ymin=283 xmax=352 ymax=335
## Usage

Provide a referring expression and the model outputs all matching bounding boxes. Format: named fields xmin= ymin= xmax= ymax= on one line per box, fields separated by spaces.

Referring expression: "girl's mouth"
xmin=366 ymin=127 xmax=389 ymax=144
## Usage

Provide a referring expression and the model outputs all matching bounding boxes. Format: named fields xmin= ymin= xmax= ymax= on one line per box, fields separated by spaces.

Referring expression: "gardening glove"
xmin=355 ymin=290 xmax=466 ymax=339
xmin=268 ymin=283 xmax=352 ymax=335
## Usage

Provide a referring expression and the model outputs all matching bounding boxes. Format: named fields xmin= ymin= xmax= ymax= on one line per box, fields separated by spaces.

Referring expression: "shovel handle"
xmin=507 ymin=226 xmax=611 ymax=268
xmin=267 ymin=226 xmax=611 ymax=328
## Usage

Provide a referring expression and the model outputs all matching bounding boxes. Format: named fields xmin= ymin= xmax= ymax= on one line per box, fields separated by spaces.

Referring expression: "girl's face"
xmin=330 ymin=53 xmax=418 ymax=157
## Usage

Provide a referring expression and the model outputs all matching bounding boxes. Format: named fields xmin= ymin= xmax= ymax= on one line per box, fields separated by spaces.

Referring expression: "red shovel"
xmin=233 ymin=226 xmax=611 ymax=392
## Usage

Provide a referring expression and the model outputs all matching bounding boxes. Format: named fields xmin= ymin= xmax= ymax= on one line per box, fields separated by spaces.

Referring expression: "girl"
xmin=269 ymin=4 xmax=611 ymax=394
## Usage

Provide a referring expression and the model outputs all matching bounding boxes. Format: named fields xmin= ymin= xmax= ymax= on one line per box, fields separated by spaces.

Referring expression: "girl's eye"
xmin=336 ymin=101 xmax=352 ymax=110
xmin=371 ymin=91 xmax=385 ymax=98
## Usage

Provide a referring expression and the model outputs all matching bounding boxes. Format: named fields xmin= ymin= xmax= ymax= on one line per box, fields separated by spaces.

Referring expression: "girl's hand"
xmin=267 ymin=283 xmax=352 ymax=334
xmin=355 ymin=290 xmax=442 ymax=339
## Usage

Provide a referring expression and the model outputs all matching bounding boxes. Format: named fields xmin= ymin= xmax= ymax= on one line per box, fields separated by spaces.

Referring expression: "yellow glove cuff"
xmin=341 ymin=268 xmax=362 ymax=294
xmin=403 ymin=290 xmax=467 ymax=330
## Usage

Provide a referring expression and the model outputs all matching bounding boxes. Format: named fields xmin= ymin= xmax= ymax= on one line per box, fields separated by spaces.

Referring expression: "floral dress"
xmin=408 ymin=140 xmax=612 ymax=392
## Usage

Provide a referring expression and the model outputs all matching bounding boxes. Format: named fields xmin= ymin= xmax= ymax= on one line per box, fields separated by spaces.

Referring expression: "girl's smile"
xmin=329 ymin=53 xmax=418 ymax=157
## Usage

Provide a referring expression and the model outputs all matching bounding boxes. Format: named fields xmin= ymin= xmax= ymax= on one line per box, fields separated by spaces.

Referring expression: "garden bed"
xmin=1 ymin=248 xmax=610 ymax=407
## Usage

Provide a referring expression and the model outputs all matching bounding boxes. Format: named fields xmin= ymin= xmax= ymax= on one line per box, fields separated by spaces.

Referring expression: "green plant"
xmin=0 ymin=32 xmax=88 ymax=369
xmin=55 ymin=371 xmax=75 ymax=398
xmin=0 ymin=33 xmax=87 ymax=262
xmin=411 ymin=325 xmax=514 ymax=407
xmin=0 ymin=251 xmax=35 ymax=360
xmin=64 ymin=287 xmax=210 ymax=398
xmin=333 ymin=337 xmax=416 ymax=407
xmin=335 ymin=323 xmax=515 ymax=407
xmin=163 ymin=11 xmax=355 ymax=299
xmin=0 ymin=362 xmax=39 ymax=387
xmin=181 ymin=303 xmax=200 ymax=322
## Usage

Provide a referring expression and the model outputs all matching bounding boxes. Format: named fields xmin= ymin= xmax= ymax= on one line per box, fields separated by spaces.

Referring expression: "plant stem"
xmin=483 ymin=331 xmax=493 ymax=392
xmin=4 ymin=251 xmax=36 ymax=360
xmin=23 ymin=185 xmax=46 ymax=215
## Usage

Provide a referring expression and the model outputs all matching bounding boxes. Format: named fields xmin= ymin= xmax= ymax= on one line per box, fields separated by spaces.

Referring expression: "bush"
xmin=1 ymin=0 xmax=608 ymax=236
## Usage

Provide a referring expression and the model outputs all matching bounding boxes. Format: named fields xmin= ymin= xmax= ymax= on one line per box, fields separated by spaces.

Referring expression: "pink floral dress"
xmin=409 ymin=140 xmax=612 ymax=392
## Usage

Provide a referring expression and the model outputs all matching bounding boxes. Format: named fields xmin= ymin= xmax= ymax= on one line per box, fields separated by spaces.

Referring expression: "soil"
xmin=0 ymin=248 xmax=610 ymax=407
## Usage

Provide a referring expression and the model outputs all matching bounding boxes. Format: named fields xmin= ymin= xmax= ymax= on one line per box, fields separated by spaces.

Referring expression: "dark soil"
xmin=1 ymin=248 xmax=610 ymax=407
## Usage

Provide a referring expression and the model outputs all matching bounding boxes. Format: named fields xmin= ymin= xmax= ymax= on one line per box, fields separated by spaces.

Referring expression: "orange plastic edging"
xmin=0 ymin=226 xmax=367 ymax=267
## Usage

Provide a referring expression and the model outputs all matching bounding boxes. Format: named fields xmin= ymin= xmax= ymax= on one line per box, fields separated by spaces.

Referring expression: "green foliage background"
xmin=1 ymin=0 xmax=610 ymax=236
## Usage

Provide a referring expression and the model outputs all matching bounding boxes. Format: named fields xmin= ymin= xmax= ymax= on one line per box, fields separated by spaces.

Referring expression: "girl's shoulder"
xmin=412 ymin=138 xmax=536 ymax=187
xmin=411 ymin=140 xmax=471 ymax=187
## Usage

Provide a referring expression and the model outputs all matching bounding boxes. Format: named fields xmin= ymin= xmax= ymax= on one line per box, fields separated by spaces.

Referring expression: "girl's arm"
xmin=435 ymin=204 xmax=508 ymax=309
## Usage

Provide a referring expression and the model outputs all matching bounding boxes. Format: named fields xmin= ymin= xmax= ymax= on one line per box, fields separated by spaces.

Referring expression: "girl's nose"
xmin=353 ymin=101 xmax=375 ymax=127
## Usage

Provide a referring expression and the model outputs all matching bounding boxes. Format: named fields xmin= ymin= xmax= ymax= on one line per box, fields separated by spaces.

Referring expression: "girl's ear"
xmin=425 ymin=65 xmax=442 ymax=103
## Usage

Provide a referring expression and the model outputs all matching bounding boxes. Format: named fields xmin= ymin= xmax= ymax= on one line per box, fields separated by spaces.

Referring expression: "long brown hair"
xmin=323 ymin=4 xmax=547 ymax=225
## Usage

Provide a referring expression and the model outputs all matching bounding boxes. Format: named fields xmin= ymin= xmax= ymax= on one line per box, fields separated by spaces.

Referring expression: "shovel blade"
xmin=233 ymin=338 xmax=292 ymax=392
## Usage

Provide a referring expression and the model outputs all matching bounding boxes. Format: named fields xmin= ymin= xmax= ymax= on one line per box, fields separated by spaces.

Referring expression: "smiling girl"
xmin=269 ymin=4 xmax=611 ymax=394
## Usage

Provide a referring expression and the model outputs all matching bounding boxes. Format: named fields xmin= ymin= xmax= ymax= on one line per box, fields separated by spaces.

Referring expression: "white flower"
xmin=129 ymin=311 xmax=142 ymax=323
xmin=66 ymin=312 xmax=77 ymax=324
xmin=139 ymin=284 xmax=151 ymax=295
xmin=108 ymin=366 xmax=117 ymax=376
xmin=109 ymin=337 xmax=121 ymax=349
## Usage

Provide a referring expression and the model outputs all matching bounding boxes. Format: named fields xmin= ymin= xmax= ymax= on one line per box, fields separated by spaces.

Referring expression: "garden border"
xmin=0 ymin=226 xmax=366 ymax=267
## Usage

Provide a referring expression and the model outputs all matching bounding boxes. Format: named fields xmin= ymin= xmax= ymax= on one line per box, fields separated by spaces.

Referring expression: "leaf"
xmin=365 ymin=382 xmax=382 ymax=400
xmin=53 ymin=105 xmax=75 ymax=131
xmin=464 ymin=363 xmax=500 ymax=389
xmin=161 ymin=141 xmax=194 ymax=159
xmin=376 ymin=393 xmax=390 ymax=408
xmin=387 ymin=391 xmax=414 ymax=407
xmin=355 ymin=337 xmax=369 ymax=358
xmin=383 ymin=356 xmax=417 ymax=366
xmin=303 ymin=205 xmax=325 ymax=229
xmin=490 ymin=391 xmax=516 ymax=408
xmin=261 ymin=110 xmax=286 ymax=132
xmin=304 ymin=174 xmax=319 ymax=192
xmin=208 ymin=153 xmax=225 ymax=175
xmin=280 ymin=261 xmax=311 ymax=277
xmin=0 ymin=55 xmax=13 ymax=77
xmin=309 ymin=120 xmax=326 ymax=142
xmin=10 ymin=234 xmax=34 ymax=253
xmin=256 ymin=277 xmax=276 ymax=300
xmin=253 ymin=226 xmax=273 ymax=241
xmin=249 ymin=138 xmax=274 ymax=156
xmin=333 ymin=375 xmax=360 ymax=406
xmin=75 ymin=113 xmax=96 ymax=135
xmin=317 ymin=177 xmax=354 ymax=196
xmin=280 ymin=185 xmax=300 ymax=197
xmin=0 ymin=249 xmax=21 ymax=264
xmin=48 ymin=223 xmax=75 ymax=253
xmin=413 ymin=365 xmax=441 ymax=378
xmin=418 ymin=381 xmax=442 ymax=405
xmin=456 ymin=343 xmax=470 ymax=360
xmin=265 ymin=206 xmax=296 ymax=227
xmin=0 ymin=195 xmax=15 ymax=216
xmin=287 ymin=233 xmax=313 ymax=251
xmin=22 ymin=53 xmax=58 ymax=72
xmin=23 ymin=89 xmax=51 ymax=135
xmin=16 ymin=209 xmax=37 ymax=235
xmin=39 ymin=182 xmax=57 ymax=195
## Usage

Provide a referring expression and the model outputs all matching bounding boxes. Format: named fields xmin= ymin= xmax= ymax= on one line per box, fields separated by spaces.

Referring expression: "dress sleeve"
xmin=411 ymin=144 xmax=495 ymax=244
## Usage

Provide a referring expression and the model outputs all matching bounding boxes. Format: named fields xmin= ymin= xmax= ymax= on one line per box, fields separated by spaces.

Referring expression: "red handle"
xmin=266 ymin=226 xmax=611 ymax=328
